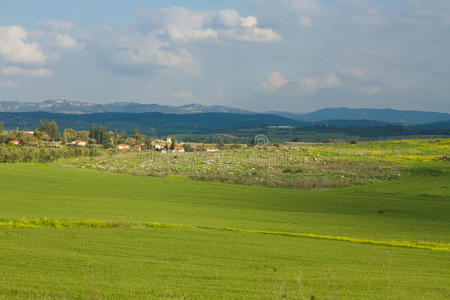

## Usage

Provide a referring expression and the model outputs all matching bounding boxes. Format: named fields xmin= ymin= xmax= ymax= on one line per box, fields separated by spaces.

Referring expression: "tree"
xmin=49 ymin=121 xmax=60 ymax=141
xmin=63 ymin=128 xmax=78 ymax=142
xmin=89 ymin=124 xmax=96 ymax=139
xmin=35 ymin=120 xmax=60 ymax=141
xmin=182 ymin=144 xmax=193 ymax=152
xmin=133 ymin=128 xmax=141 ymax=139
xmin=217 ymin=137 xmax=224 ymax=149
xmin=37 ymin=120 xmax=44 ymax=132
xmin=0 ymin=122 xmax=4 ymax=133
xmin=170 ymin=141 xmax=175 ymax=150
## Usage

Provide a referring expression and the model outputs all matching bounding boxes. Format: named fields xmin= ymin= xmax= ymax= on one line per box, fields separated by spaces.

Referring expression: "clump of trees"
xmin=89 ymin=124 xmax=113 ymax=148
xmin=36 ymin=120 xmax=60 ymax=141
xmin=0 ymin=145 xmax=101 ymax=163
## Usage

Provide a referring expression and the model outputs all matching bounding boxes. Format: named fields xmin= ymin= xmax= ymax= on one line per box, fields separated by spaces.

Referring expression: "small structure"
xmin=71 ymin=140 xmax=87 ymax=146
xmin=173 ymin=146 xmax=185 ymax=153
xmin=154 ymin=144 xmax=166 ymax=151
xmin=117 ymin=144 xmax=130 ymax=150
xmin=132 ymin=145 xmax=142 ymax=151
xmin=206 ymin=148 xmax=219 ymax=152
xmin=9 ymin=140 xmax=20 ymax=145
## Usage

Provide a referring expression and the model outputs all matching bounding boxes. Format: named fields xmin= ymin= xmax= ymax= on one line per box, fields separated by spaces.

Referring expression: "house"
xmin=9 ymin=140 xmax=20 ymax=145
xmin=206 ymin=148 xmax=219 ymax=152
xmin=154 ymin=144 xmax=166 ymax=150
xmin=173 ymin=146 xmax=185 ymax=153
xmin=132 ymin=145 xmax=142 ymax=151
xmin=71 ymin=140 xmax=87 ymax=146
xmin=117 ymin=144 xmax=130 ymax=150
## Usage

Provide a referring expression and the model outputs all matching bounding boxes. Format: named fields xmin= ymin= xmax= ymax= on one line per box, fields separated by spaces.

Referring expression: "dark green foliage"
xmin=0 ymin=122 xmax=3 ymax=133
xmin=0 ymin=145 xmax=101 ymax=163
xmin=88 ymin=124 xmax=112 ymax=148
xmin=36 ymin=120 xmax=60 ymax=141
xmin=217 ymin=136 xmax=224 ymax=149
xmin=182 ymin=144 xmax=193 ymax=152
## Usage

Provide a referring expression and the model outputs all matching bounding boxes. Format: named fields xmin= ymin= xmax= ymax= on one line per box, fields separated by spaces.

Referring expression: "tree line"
xmin=0 ymin=145 xmax=101 ymax=163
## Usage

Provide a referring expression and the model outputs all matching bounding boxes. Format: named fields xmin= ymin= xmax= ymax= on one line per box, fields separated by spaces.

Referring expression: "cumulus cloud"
xmin=0 ymin=26 xmax=47 ymax=64
xmin=171 ymin=90 xmax=195 ymax=100
xmin=215 ymin=9 xmax=281 ymax=42
xmin=2 ymin=66 xmax=52 ymax=78
xmin=0 ymin=80 xmax=18 ymax=88
xmin=51 ymin=34 xmax=82 ymax=50
xmin=139 ymin=7 xmax=281 ymax=43
xmin=259 ymin=71 xmax=289 ymax=92
xmin=98 ymin=7 xmax=280 ymax=76
xmin=105 ymin=31 xmax=200 ymax=75
xmin=139 ymin=7 xmax=217 ymax=42
xmin=299 ymin=74 xmax=341 ymax=93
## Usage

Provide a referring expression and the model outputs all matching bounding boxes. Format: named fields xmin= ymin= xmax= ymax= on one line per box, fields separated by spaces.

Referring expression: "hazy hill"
xmin=267 ymin=107 xmax=450 ymax=125
xmin=1 ymin=100 xmax=449 ymax=126
xmin=0 ymin=100 xmax=253 ymax=115
xmin=0 ymin=111 xmax=303 ymax=136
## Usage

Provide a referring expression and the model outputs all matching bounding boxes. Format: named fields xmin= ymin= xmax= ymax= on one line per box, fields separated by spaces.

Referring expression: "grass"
xmin=0 ymin=139 xmax=449 ymax=298
xmin=56 ymin=138 xmax=450 ymax=189
xmin=0 ymin=163 xmax=449 ymax=298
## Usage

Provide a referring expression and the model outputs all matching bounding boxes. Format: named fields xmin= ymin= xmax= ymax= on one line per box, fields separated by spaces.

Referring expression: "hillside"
xmin=0 ymin=100 xmax=253 ymax=115
xmin=1 ymin=100 xmax=449 ymax=126
xmin=268 ymin=107 xmax=450 ymax=125
xmin=0 ymin=111 xmax=304 ymax=136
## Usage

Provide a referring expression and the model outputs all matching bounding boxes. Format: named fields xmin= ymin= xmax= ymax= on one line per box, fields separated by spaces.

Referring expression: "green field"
xmin=1 ymin=154 xmax=449 ymax=299
xmin=57 ymin=138 xmax=450 ymax=189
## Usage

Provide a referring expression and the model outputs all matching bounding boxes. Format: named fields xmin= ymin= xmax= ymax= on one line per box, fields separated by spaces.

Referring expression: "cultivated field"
xmin=0 ymin=139 xmax=449 ymax=299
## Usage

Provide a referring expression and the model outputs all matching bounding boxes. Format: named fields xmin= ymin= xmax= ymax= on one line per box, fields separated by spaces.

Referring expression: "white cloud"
xmin=105 ymin=30 xmax=200 ymax=75
xmin=216 ymin=9 xmax=281 ymax=42
xmin=221 ymin=26 xmax=281 ymax=42
xmin=139 ymin=7 xmax=281 ymax=43
xmin=171 ymin=90 xmax=195 ymax=100
xmin=139 ymin=7 xmax=217 ymax=42
xmin=100 ymin=7 xmax=280 ymax=76
xmin=241 ymin=16 xmax=258 ymax=27
xmin=260 ymin=71 xmax=289 ymax=92
xmin=38 ymin=20 xmax=76 ymax=32
xmin=52 ymin=34 xmax=82 ymax=50
xmin=216 ymin=9 xmax=242 ymax=27
xmin=299 ymin=74 xmax=341 ymax=93
xmin=2 ymin=66 xmax=52 ymax=78
xmin=0 ymin=80 xmax=18 ymax=88
xmin=299 ymin=15 xmax=312 ymax=28
xmin=0 ymin=26 xmax=47 ymax=64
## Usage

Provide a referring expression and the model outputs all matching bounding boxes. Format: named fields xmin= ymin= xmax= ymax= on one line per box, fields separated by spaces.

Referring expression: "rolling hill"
xmin=268 ymin=107 xmax=450 ymax=125
xmin=0 ymin=111 xmax=304 ymax=136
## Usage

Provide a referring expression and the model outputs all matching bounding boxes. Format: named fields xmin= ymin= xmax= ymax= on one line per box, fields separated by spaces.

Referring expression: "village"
xmin=0 ymin=120 xmax=234 ymax=153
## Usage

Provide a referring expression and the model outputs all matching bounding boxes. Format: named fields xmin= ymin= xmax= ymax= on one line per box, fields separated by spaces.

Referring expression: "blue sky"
xmin=0 ymin=0 xmax=449 ymax=113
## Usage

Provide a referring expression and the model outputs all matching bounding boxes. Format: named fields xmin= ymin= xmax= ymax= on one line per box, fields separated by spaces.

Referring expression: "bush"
xmin=0 ymin=145 xmax=102 ymax=163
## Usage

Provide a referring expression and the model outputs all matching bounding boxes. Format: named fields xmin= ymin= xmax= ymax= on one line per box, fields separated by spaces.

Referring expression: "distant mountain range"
xmin=265 ymin=107 xmax=450 ymax=125
xmin=0 ymin=111 xmax=304 ymax=136
xmin=0 ymin=100 xmax=253 ymax=115
xmin=0 ymin=99 xmax=449 ymax=126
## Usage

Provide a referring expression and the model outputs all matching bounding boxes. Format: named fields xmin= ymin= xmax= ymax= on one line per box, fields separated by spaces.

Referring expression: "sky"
xmin=0 ymin=0 xmax=449 ymax=113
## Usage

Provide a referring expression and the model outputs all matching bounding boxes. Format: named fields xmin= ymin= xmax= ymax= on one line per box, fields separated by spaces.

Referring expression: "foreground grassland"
xmin=58 ymin=139 xmax=450 ymax=189
xmin=0 ymin=149 xmax=449 ymax=299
